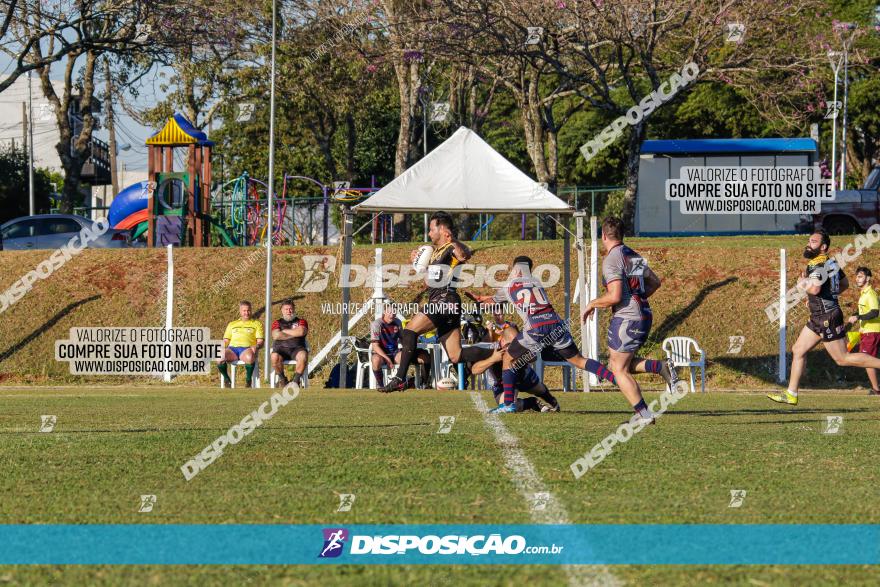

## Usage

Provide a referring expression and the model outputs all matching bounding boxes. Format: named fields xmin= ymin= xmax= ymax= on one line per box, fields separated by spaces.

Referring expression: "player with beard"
xmin=769 ymin=230 xmax=880 ymax=405
xmin=270 ymin=299 xmax=308 ymax=387
xmin=381 ymin=211 xmax=494 ymax=392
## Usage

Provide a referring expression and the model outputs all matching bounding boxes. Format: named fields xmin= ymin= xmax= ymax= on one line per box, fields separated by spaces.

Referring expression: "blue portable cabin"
xmin=636 ymin=138 xmax=818 ymax=236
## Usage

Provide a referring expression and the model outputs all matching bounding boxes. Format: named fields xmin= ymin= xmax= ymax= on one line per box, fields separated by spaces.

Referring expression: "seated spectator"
xmin=373 ymin=305 xmax=431 ymax=388
xmin=218 ymin=300 xmax=264 ymax=388
xmin=271 ymin=299 xmax=309 ymax=387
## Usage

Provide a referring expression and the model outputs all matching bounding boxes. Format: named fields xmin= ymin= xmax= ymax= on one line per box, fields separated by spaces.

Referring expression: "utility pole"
xmin=27 ymin=72 xmax=35 ymax=215
xmin=22 ymin=102 xmax=27 ymax=153
xmin=104 ymin=59 xmax=120 ymax=196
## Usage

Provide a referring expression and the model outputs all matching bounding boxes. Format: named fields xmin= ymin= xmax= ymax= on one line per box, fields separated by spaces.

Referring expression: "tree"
xmin=12 ymin=1 xmax=244 ymax=211
xmin=0 ymin=144 xmax=53 ymax=224
xmin=448 ymin=0 xmax=826 ymax=229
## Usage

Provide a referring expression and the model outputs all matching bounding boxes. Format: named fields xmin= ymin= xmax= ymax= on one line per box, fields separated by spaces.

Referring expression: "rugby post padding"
xmin=164 ymin=244 xmax=173 ymax=383
xmin=589 ymin=216 xmax=599 ymax=386
xmin=779 ymin=248 xmax=787 ymax=383
xmin=369 ymin=248 xmax=384 ymax=390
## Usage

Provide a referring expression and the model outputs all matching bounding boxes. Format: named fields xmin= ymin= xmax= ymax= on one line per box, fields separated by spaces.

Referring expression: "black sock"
xmin=530 ymin=385 xmax=557 ymax=406
xmin=372 ymin=369 xmax=384 ymax=387
xmin=419 ymin=361 xmax=431 ymax=386
xmin=393 ymin=330 xmax=418 ymax=380
xmin=520 ymin=397 xmax=542 ymax=412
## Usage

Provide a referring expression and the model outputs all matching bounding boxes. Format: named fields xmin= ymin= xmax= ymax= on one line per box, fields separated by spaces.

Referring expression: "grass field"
xmin=1 ymin=385 xmax=878 ymax=585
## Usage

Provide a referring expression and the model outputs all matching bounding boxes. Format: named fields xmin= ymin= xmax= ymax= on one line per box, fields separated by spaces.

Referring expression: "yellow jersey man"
xmin=218 ymin=300 xmax=264 ymax=387
xmin=846 ymin=267 xmax=880 ymax=395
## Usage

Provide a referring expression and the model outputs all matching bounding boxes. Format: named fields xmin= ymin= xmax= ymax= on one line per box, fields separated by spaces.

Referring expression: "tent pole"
xmin=338 ymin=210 xmax=354 ymax=389
xmin=575 ymin=212 xmax=590 ymax=391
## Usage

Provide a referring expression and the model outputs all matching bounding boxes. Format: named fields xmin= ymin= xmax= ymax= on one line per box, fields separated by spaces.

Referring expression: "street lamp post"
xmin=838 ymin=23 xmax=857 ymax=191
xmin=263 ymin=0 xmax=278 ymax=383
xmin=827 ymin=51 xmax=842 ymax=191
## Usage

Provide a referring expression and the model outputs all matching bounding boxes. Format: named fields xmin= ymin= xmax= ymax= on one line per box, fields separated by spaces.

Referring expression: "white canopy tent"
xmin=326 ymin=126 xmax=599 ymax=389
xmin=354 ymin=127 xmax=572 ymax=213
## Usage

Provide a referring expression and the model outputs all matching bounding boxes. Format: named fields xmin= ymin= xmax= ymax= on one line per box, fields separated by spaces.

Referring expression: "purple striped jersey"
xmin=493 ymin=276 xmax=561 ymax=331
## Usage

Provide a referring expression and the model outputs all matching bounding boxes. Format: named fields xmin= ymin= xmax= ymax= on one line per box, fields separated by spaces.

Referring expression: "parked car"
xmin=806 ymin=166 xmax=880 ymax=234
xmin=0 ymin=214 xmax=133 ymax=250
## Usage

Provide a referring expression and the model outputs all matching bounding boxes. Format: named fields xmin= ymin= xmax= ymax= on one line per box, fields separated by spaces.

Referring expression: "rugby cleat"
xmin=489 ymin=402 xmax=517 ymax=414
xmin=632 ymin=414 xmax=656 ymax=426
xmin=767 ymin=390 xmax=798 ymax=405
xmin=380 ymin=376 xmax=407 ymax=393
xmin=662 ymin=357 xmax=681 ymax=389
xmin=540 ymin=401 xmax=561 ymax=413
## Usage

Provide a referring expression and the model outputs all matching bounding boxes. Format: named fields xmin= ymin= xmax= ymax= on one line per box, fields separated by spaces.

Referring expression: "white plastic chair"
xmin=269 ymin=343 xmax=310 ymax=388
xmin=662 ymin=336 xmax=706 ymax=393
xmin=219 ymin=360 xmax=260 ymax=389
xmin=270 ymin=362 xmax=309 ymax=388
xmin=354 ymin=339 xmax=373 ymax=389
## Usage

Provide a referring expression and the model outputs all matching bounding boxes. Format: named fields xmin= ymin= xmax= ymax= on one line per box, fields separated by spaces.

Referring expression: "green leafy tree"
xmin=0 ymin=144 xmax=54 ymax=224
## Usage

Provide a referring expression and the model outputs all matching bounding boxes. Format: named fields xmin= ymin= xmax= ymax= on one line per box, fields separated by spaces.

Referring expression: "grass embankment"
xmin=0 ymin=234 xmax=874 ymax=390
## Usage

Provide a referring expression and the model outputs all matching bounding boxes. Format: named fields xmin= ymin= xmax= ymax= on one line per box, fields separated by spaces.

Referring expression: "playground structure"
xmin=144 ymin=114 xmax=214 ymax=247
xmin=209 ymin=175 xmax=380 ymax=246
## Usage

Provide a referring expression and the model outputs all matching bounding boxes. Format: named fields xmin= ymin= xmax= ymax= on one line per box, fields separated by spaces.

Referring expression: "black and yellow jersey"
xmin=426 ymin=242 xmax=463 ymax=304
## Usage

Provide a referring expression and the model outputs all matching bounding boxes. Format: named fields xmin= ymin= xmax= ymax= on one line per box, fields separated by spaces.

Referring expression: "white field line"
xmin=469 ymin=392 xmax=621 ymax=587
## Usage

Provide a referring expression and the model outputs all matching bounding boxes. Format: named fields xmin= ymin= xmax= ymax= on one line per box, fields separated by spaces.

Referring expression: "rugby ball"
xmin=413 ymin=245 xmax=434 ymax=272
xmin=436 ymin=377 xmax=456 ymax=390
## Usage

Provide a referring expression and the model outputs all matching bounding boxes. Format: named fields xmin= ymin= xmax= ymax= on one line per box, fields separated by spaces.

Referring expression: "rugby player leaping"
xmin=382 ymin=211 xmax=490 ymax=392
xmin=768 ymin=230 xmax=880 ymax=405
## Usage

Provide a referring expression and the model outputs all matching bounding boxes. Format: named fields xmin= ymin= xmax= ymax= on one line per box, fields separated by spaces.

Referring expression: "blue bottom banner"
xmin=1 ymin=524 xmax=877 ymax=565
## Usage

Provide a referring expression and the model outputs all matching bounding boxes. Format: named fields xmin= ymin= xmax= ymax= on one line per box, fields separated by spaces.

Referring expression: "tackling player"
xmin=769 ymin=232 xmax=880 ymax=404
xmin=472 ymin=255 xmax=617 ymax=413
xmin=382 ymin=212 xmax=491 ymax=392
xmin=471 ymin=324 xmax=560 ymax=412
xmin=581 ymin=217 xmax=679 ymax=424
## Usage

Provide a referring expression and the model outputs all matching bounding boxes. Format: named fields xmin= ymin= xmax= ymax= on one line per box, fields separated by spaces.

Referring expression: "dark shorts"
xmin=228 ymin=346 xmax=250 ymax=359
xmin=607 ymin=316 xmax=652 ymax=353
xmin=424 ymin=296 xmax=462 ymax=339
xmin=807 ymin=308 xmax=846 ymax=342
xmin=508 ymin=321 xmax=579 ymax=365
xmin=860 ymin=332 xmax=880 ymax=356
xmin=272 ymin=344 xmax=307 ymax=361
xmin=492 ymin=366 xmax=542 ymax=398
